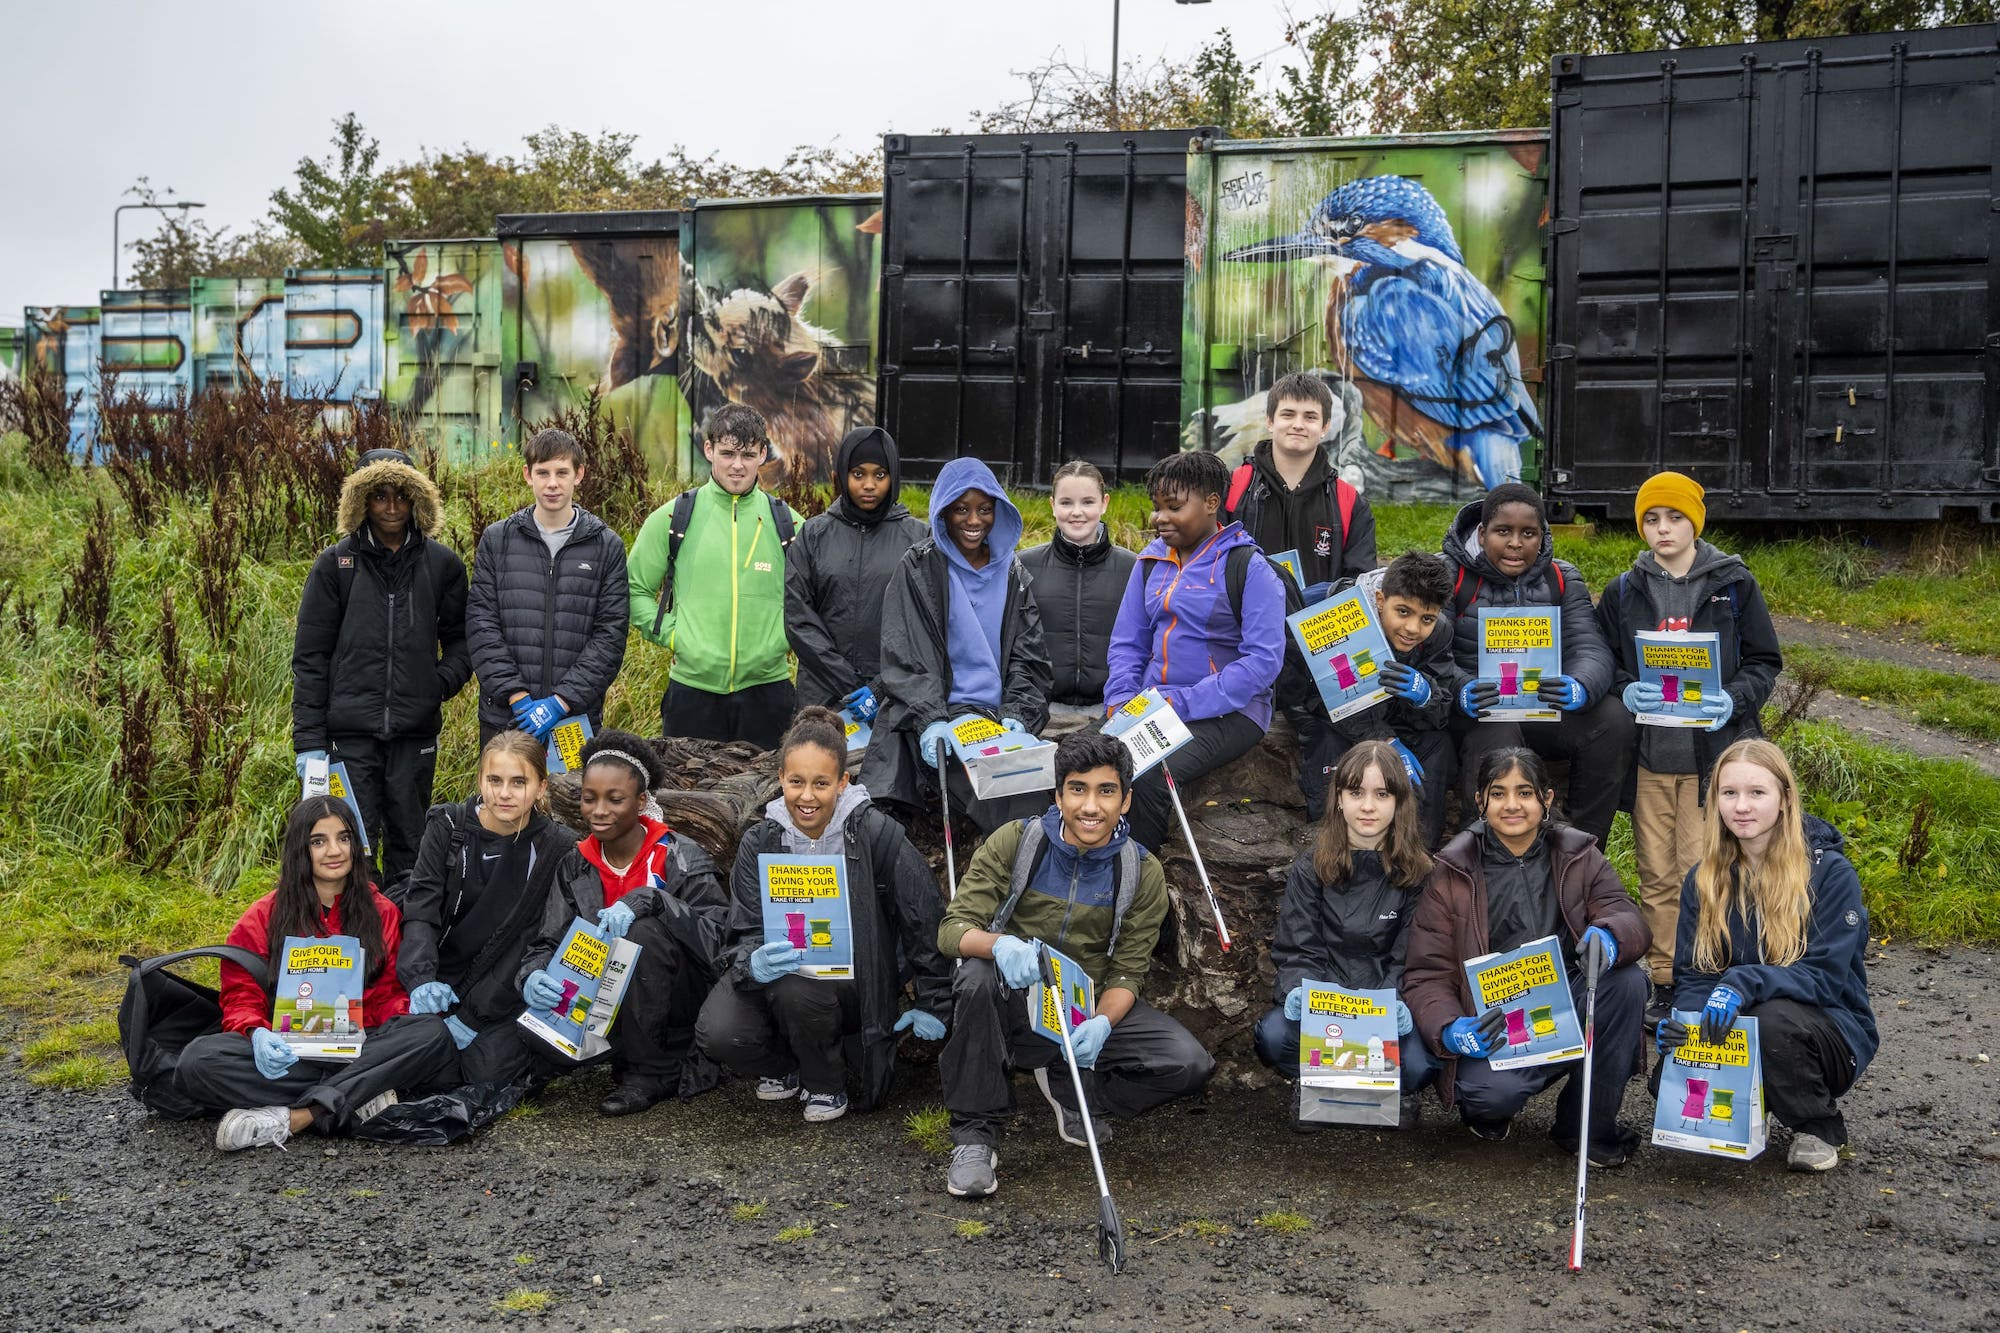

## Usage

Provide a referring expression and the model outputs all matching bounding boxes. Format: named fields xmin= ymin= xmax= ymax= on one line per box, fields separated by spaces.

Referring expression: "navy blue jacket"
xmin=1670 ymin=816 xmax=1878 ymax=1081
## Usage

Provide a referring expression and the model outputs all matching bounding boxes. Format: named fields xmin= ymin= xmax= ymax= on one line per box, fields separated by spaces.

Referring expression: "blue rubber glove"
xmin=1068 ymin=1014 xmax=1112 ymax=1068
xmin=1701 ymin=984 xmax=1745 ymax=1045
xmin=522 ymin=969 xmax=564 ymax=1011
xmin=251 ymin=1027 xmax=299 ymax=1081
xmin=1389 ymin=738 xmax=1425 ymax=789
xmin=517 ymin=696 xmax=564 ymax=740
xmin=1458 ymin=679 xmax=1501 ymax=718
xmin=1577 ymin=924 xmax=1618 ymax=980
xmin=1379 ymin=660 xmax=1432 ymax=707
xmin=1395 ymin=1000 xmax=1414 ymax=1037
xmin=1621 ymin=680 xmax=1666 ymax=714
xmin=1443 ymin=1015 xmax=1502 ymax=1059
xmin=1283 ymin=985 xmax=1305 ymax=1022
xmin=1701 ymin=690 xmax=1735 ymax=731
xmin=407 ymin=981 xmax=459 ymax=1015
xmin=894 ymin=1009 xmax=946 ymax=1042
xmin=840 ymin=684 xmax=880 ymax=723
xmin=510 ymin=694 xmax=536 ymax=724
xmin=1000 ymin=717 xmax=1029 ymax=734
xmin=1537 ymin=674 xmax=1588 ymax=712
xmin=990 ymin=935 xmax=1041 ymax=990
xmin=749 ymin=941 xmax=804 ymax=984
xmin=597 ymin=900 xmax=635 ymax=941
xmin=444 ymin=1015 xmax=478 ymax=1050
xmin=294 ymin=749 xmax=328 ymax=781
xmin=1655 ymin=1016 xmax=1690 ymax=1055
xmin=919 ymin=719 xmax=954 ymax=763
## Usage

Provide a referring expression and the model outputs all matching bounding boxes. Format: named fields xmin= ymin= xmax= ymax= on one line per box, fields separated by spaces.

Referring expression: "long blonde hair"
xmin=481 ymin=729 xmax=551 ymax=813
xmin=1691 ymin=738 xmax=1812 ymax=971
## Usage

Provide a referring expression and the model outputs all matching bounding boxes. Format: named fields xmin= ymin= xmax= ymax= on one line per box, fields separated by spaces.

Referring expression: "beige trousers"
xmin=1633 ymin=767 xmax=1704 ymax=985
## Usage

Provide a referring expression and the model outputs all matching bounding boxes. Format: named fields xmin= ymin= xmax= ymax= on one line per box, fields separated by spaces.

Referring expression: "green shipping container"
xmin=383 ymin=238 xmax=504 ymax=462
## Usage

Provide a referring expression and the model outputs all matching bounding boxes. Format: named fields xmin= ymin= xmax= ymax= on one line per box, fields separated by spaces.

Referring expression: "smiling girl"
xmin=695 ymin=707 xmax=953 ymax=1122
xmin=514 ymin=730 xmax=729 ymax=1116
xmin=1403 ymin=748 xmax=1651 ymax=1165
xmin=1255 ymin=741 xmax=1440 ymax=1115
xmin=176 ymin=797 xmax=453 ymax=1151
xmin=1660 ymin=739 xmax=1876 ymax=1172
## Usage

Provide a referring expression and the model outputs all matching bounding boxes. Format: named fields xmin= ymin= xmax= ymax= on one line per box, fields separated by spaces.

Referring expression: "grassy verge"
xmin=1786 ymin=645 xmax=2000 ymax=744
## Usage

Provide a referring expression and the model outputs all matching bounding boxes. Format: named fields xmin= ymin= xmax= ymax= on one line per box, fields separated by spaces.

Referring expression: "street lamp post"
xmin=113 ymin=199 xmax=205 ymax=289
xmin=1111 ymin=0 xmax=1210 ymax=129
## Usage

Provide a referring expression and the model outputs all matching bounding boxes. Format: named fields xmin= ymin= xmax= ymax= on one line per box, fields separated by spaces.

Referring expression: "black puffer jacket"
xmin=1270 ymin=848 xmax=1423 ymax=1001
xmin=1019 ymin=524 xmax=1138 ymax=707
xmin=722 ymin=800 xmax=953 ymax=1111
xmin=1440 ymin=500 xmax=1613 ymax=702
xmin=397 ymin=798 xmax=578 ymax=1028
xmin=860 ymin=538 xmax=1052 ymax=810
xmin=466 ymin=506 xmax=630 ymax=732
xmin=292 ymin=527 xmax=471 ymax=749
xmin=785 ymin=429 xmax=927 ymax=708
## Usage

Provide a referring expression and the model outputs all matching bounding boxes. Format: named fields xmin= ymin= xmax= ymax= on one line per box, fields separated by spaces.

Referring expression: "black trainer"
xmin=1553 ymin=1124 xmax=1640 ymax=1168
xmin=1465 ymin=1114 xmax=1513 ymax=1142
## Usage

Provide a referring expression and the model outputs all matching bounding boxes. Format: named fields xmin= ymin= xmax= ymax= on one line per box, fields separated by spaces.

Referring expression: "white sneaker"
xmin=802 ymin=1091 xmax=849 ymax=1123
xmin=354 ymin=1090 xmax=397 ymax=1123
xmin=1788 ymin=1133 xmax=1840 ymax=1172
xmin=216 ymin=1106 xmax=292 ymax=1152
xmin=756 ymin=1072 xmax=802 ymax=1102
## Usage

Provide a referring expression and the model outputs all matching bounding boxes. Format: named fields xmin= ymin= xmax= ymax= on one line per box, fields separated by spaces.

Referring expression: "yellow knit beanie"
xmin=1635 ymin=471 xmax=1705 ymax=537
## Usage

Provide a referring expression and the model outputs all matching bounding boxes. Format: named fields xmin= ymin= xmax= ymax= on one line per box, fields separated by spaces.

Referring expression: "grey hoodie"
xmin=764 ymin=782 xmax=873 ymax=856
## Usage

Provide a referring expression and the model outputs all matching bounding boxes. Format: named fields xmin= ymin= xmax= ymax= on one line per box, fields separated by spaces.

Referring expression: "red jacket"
xmin=577 ymin=817 xmax=674 ymax=906
xmin=1402 ymin=825 xmax=1649 ymax=1107
xmin=219 ymin=886 xmax=412 ymax=1034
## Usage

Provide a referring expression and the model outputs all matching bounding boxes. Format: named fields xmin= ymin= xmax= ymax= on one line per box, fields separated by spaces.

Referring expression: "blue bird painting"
xmin=1222 ymin=175 xmax=1539 ymax=489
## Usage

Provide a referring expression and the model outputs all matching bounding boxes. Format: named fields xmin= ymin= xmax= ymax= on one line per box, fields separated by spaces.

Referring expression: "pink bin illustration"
xmin=1661 ymin=674 xmax=1681 ymax=703
xmin=1331 ymin=652 xmax=1357 ymax=690
xmin=786 ymin=912 xmax=809 ymax=949
xmin=1504 ymin=1008 xmax=1530 ymax=1047
xmin=1499 ymin=661 xmax=1520 ymax=695
xmin=1681 ymin=1077 xmax=1711 ymax=1122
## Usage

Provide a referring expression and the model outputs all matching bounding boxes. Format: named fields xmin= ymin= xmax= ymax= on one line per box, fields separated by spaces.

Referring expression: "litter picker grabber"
xmin=1037 ymin=942 xmax=1126 ymax=1275
xmin=1161 ymin=761 xmax=1230 ymax=952
xmin=1568 ymin=946 xmax=1604 ymax=1271
xmin=934 ymin=739 xmax=958 ymax=900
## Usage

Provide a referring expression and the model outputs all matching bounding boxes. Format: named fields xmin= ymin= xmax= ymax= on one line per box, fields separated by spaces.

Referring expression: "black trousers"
xmin=1451 ymin=691 xmax=1637 ymax=847
xmin=329 ymin=733 xmax=438 ymax=886
xmin=446 ymin=1017 xmax=575 ymax=1087
xmin=173 ymin=1014 xmax=456 ymax=1134
xmin=1299 ymin=725 xmax=1456 ymax=849
xmin=940 ymin=957 xmax=1214 ymax=1147
xmin=694 ymin=973 xmax=863 ymax=1096
xmin=1450 ymin=962 xmax=1648 ymax=1145
xmin=662 ymin=678 xmax=797 ymax=751
xmin=1746 ymin=998 xmax=1858 ymax=1145
xmin=605 ymin=913 xmax=712 ymax=1087
xmin=1126 ymin=712 xmax=1264 ymax=856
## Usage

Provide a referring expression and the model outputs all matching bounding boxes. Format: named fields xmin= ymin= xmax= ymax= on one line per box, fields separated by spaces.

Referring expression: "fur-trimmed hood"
xmin=338 ymin=458 xmax=444 ymax=535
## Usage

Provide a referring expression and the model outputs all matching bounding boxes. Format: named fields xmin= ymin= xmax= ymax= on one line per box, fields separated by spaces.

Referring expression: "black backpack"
xmin=1223 ymin=544 xmax=1318 ymax=726
xmin=116 ymin=945 xmax=269 ymax=1119
xmin=650 ymin=488 xmax=798 ymax=637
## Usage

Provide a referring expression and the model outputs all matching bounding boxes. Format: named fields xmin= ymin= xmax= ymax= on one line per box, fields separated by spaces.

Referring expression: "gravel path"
xmin=4 ymin=943 xmax=1995 ymax=1331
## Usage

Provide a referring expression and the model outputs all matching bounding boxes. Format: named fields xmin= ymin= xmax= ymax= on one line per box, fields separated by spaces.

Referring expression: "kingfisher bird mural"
xmin=1222 ymin=175 xmax=1539 ymax=490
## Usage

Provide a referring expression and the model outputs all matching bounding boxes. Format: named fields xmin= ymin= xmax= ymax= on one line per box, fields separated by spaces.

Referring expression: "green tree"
xmin=269 ymin=112 xmax=389 ymax=267
xmin=123 ymin=179 xmax=305 ymax=289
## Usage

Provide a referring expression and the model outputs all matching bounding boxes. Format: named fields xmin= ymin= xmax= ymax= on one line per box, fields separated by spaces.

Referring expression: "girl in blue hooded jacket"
xmin=1661 ymin=737 xmax=1877 ymax=1173
xmin=861 ymin=457 xmax=1053 ymax=833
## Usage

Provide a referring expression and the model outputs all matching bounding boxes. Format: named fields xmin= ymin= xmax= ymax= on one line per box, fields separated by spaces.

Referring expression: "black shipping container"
xmin=879 ymin=128 xmax=1217 ymax=486
xmin=1547 ymin=24 xmax=2000 ymax=523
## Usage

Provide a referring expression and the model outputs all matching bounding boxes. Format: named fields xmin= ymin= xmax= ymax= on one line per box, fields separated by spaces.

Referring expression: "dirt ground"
xmin=3 ymin=942 xmax=1994 ymax=1332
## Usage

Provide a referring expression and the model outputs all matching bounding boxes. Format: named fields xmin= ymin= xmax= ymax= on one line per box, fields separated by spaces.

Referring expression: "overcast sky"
xmin=0 ymin=0 xmax=1307 ymax=321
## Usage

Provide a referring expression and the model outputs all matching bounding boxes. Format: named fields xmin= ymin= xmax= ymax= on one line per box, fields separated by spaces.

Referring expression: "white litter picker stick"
xmin=1161 ymin=760 xmax=1230 ymax=953
xmin=1568 ymin=952 xmax=1603 ymax=1271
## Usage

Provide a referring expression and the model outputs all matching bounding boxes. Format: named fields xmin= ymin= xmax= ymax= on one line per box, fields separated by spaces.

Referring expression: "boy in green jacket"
xmin=628 ymin=404 xmax=804 ymax=748
xmin=936 ymin=732 xmax=1215 ymax=1199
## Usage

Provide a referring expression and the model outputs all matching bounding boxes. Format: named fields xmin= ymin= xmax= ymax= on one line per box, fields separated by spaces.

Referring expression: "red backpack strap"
xmin=1335 ymin=478 xmax=1357 ymax=543
xmin=1224 ymin=462 xmax=1254 ymax=522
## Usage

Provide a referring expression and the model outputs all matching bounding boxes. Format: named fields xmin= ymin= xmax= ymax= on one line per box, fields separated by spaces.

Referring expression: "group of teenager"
xmin=169 ymin=374 xmax=1876 ymax=1195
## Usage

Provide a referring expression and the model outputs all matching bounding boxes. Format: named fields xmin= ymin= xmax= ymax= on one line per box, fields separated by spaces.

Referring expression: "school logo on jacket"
xmin=1313 ymin=525 xmax=1334 ymax=558
xmin=1844 ymin=910 xmax=1860 ymax=927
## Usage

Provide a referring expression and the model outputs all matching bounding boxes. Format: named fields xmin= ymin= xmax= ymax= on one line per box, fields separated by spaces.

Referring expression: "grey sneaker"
xmin=1033 ymin=1065 xmax=1111 ymax=1148
xmin=802 ymin=1091 xmax=848 ymax=1123
xmin=756 ymin=1072 xmax=802 ymax=1102
xmin=354 ymin=1089 xmax=397 ymax=1123
xmin=1788 ymin=1133 xmax=1840 ymax=1172
xmin=216 ymin=1105 xmax=292 ymax=1152
xmin=946 ymin=1143 xmax=999 ymax=1198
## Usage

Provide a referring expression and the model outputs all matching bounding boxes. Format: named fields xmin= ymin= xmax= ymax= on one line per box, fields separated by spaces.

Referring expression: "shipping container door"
xmin=384 ymin=240 xmax=502 ymax=461
xmin=286 ymin=269 xmax=386 ymax=411
xmin=882 ymin=130 xmax=1206 ymax=486
xmin=192 ymin=277 xmax=284 ymax=393
xmin=99 ymin=289 xmax=192 ymax=407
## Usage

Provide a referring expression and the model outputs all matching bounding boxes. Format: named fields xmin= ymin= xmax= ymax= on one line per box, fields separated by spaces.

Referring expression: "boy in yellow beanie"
xmin=1594 ymin=472 xmax=1784 ymax=1023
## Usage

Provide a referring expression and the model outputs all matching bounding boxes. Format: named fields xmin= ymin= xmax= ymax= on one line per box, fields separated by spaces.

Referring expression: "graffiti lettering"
xmin=1220 ymin=171 xmax=1269 ymax=212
